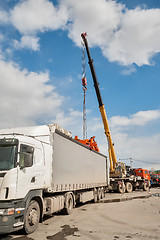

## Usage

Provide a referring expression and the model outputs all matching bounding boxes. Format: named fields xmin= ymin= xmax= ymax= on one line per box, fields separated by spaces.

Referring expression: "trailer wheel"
xmin=97 ymin=188 xmax=101 ymax=200
xmin=101 ymin=188 xmax=105 ymax=199
xmin=125 ymin=182 xmax=133 ymax=193
xmin=93 ymin=189 xmax=98 ymax=203
xmin=117 ymin=182 xmax=125 ymax=193
xmin=24 ymin=200 xmax=40 ymax=234
xmin=143 ymin=182 xmax=149 ymax=191
xmin=63 ymin=193 xmax=73 ymax=215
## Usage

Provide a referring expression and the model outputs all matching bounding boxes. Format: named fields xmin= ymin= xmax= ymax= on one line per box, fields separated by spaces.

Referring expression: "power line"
xmin=132 ymin=158 xmax=159 ymax=165
xmin=119 ymin=157 xmax=159 ymax=165
xmin=119 ymin=158 xmax=133 ymax=168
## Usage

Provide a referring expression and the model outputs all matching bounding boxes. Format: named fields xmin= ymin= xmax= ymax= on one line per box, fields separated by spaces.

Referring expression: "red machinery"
xmin=74 ymin=136 xmax=100 ymax=152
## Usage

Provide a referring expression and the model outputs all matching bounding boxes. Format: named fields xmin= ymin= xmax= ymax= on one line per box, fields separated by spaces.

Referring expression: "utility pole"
xmin=119 ymin=157 xmax=133 ymax=169
xmin=130 ymin=158 xmax=133 ymax=169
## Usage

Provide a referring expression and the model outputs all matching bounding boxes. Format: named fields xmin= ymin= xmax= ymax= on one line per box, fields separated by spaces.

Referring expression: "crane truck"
xmin=81 ymin=33 xmax=150 ymax=193
xmin=0 ymin=124 xmax=109 ymax=234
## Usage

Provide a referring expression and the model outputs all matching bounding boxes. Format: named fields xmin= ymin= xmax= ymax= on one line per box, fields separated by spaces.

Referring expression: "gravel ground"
xmin=1 ymin=188 xmax=160 ymax=240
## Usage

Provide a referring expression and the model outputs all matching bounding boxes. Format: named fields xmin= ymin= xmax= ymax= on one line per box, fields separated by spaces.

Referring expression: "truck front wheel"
xmin=125 ymin=182 xmax=133 ymax=193
xmin=24 ymin=200 xmax=40 ymax=234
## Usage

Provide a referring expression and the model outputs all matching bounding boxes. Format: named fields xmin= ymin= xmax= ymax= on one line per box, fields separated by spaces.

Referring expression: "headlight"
xmin=0 ymin=208 xmax=14 ymax=215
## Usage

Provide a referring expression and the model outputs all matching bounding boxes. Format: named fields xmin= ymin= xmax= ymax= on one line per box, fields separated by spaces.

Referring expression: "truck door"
xmin=16 ymin=144 xmax=45 ymax=199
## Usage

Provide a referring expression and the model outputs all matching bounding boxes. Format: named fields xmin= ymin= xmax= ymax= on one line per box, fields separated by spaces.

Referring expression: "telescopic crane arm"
xmin=81 ymin=33 xmax=117 ymax=173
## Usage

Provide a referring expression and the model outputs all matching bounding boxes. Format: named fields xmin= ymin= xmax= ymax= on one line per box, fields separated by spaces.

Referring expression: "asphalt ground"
xmin=101 ymin=187 xmax=159 ymax=203
xmin=1 ymin=187 xmax=160 ymax=240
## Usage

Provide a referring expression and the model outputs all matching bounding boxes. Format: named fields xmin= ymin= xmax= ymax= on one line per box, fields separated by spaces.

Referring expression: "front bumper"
xmin=0 ymin=217 xmax=24 ymax=234
xmin=0 ymin=200 xmax=25 ymax=234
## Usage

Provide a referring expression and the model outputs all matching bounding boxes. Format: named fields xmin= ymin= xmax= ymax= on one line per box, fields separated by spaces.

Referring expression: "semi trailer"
xmin=0 ymin=124 xmax=109 ymax=234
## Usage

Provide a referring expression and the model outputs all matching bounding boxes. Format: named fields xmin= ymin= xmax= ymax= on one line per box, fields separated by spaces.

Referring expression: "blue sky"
xmin=0 ymin=0 xmax=160 ymax=170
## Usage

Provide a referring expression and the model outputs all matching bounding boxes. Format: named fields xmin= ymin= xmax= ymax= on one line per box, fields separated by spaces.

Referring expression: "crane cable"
xmin=81 ymin=40 xmax=87 ymax=140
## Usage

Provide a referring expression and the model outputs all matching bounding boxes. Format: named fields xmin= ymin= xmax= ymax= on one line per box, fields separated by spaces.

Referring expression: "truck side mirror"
xmin=26 ymin=146 xmax=34 ymax=154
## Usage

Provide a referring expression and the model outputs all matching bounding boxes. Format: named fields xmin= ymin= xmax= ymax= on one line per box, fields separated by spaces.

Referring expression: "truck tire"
xmin=97 ymin=188 xmax=101 ymax=200
xmin=143 ymin=182 xmax=149 ymax=191
xmin=24 ymin=200 xmax=40 ymax=234
xmin=101 ymin=188 xmax=105 ymax=199
xmin=125 ymin=182 xmax=133 ymax=193
xmin=63 ymin=193 xmax=73 ymax=215
xmin=93 ymin=189 xmax=98 ymax=203
xmin=117 ymin=182 xmax=125 ymax=193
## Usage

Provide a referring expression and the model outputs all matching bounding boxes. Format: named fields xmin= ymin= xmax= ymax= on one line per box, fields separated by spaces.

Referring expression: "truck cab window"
xmin=19 ymin=144 xmax=34 ymax=168
xmin=0 ymin=138 xmax=18 ymax=171
xmin=0 ymin=145 xmax=17 ymax=170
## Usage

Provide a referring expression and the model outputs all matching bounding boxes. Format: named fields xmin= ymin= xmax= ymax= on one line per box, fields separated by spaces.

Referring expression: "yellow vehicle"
xmin=81 ymin=33 xmax=150 ymax=193
xmin=81 ymin=33 xmax=125 ymax=178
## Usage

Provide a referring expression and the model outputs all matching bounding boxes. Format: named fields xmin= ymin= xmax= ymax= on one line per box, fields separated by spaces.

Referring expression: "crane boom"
xmin=81 ymin=33 xmax=117 ymax=173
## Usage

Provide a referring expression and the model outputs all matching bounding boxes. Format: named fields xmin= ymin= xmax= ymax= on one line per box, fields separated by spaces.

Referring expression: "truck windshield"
xmin=0 ymin=139 xmax=18 ymax=171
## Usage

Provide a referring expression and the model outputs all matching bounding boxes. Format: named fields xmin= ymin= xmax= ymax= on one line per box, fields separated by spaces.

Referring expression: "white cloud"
xmin=10 ymin=0 xmax=68 ymax=34
xmin=54 ymin=108 xmax=82 ymax=130
xmin=86 ymin=110 xmax=160 ymax=169
xmin=59 ymin=1 xmax=160 ymax=67
xmin=64 ymin=0 xmax=124 ymax=47
xmin=110 ymin=110 xmax=160 ymax=129
xmin=0 ymin=59 xmax=63 ymax=128
xmin=13 ymin=35 xmax=40 ymax=51
xmin=113 ymin=132 xmax=160 ymax=169
xmin=104 ymin=7 xmax=160 ymax=66
xmin=0 ymin=59 xmax=84 ymax=135
xmin=1 ymin=0 xmax=160 ymax=66
xmin=0 ymin=10 xmax=9 ymax=24
xmin=121 ymin=65 xmax=137 ymax=75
